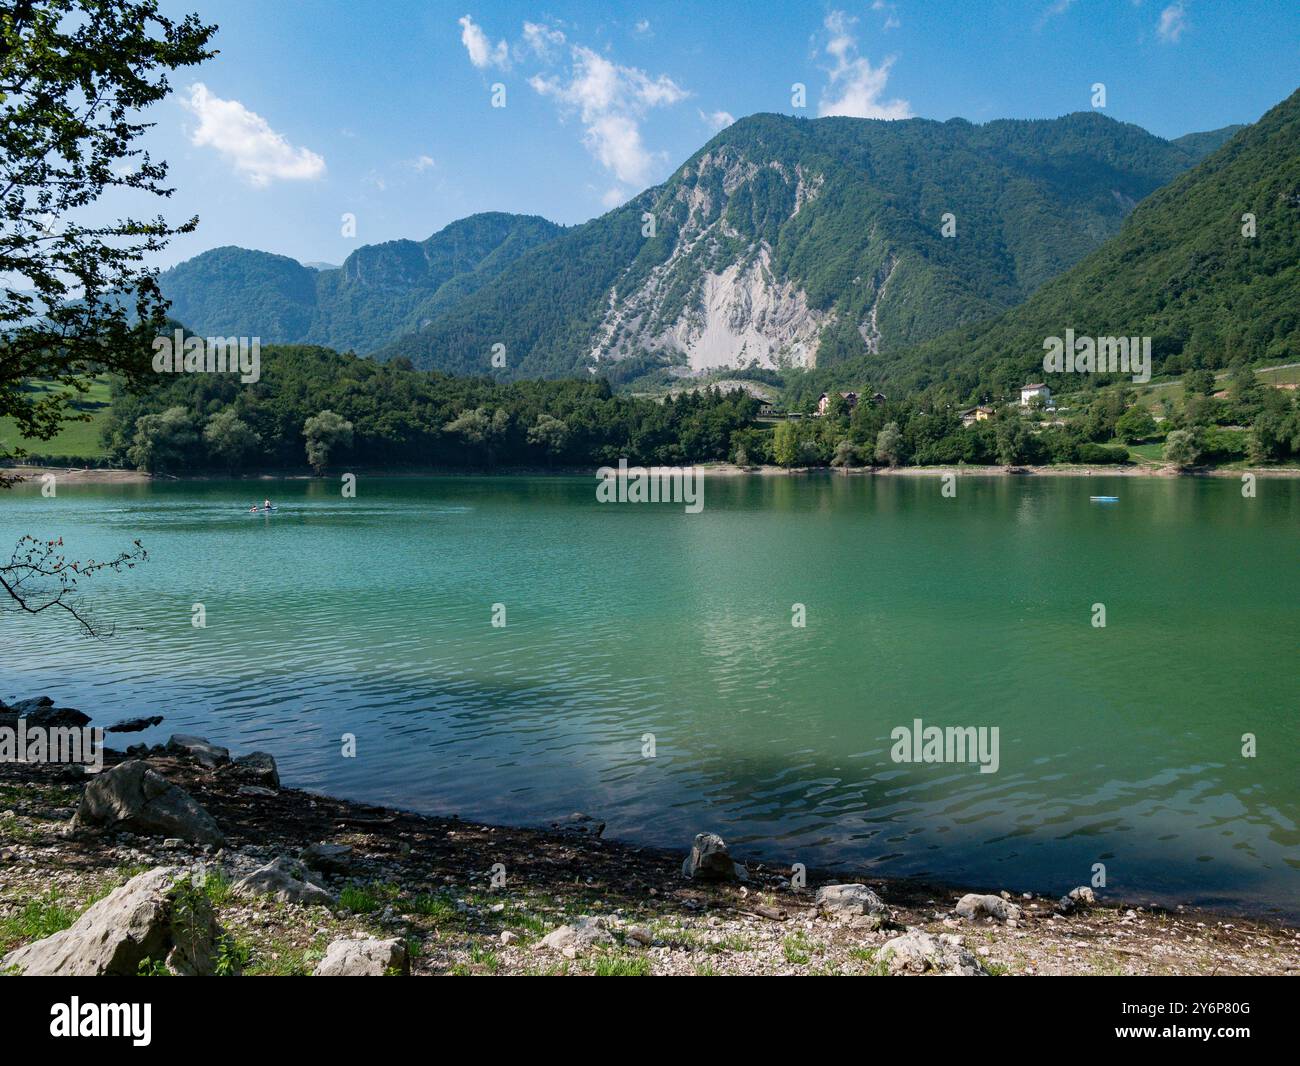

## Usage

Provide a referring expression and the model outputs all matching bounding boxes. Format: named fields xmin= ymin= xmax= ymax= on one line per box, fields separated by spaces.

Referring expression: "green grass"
xmin=848 ymin=947 xmax=890 ymax=976
xmin=0 ymin=890 xmax=78 ymax=951
xmin=0 ymin=378 xmax=113 ymax=461
xmin=409 ymin=892 xmax=458 ymax=922
xmin=215 ymin=935 xmax=253 ymax=976
xmin=1126 ymin=442 xmax=1168 ymax=464
xmin=195 ymin=869 xmax=234 ymax=907
xmin=781 ymin=933 xmax=813 ymax=965
xmin=590 ymin=951 xmax=651 ymax=976
xmin=706 ymin=934 xmax=753 ymax=953
xmin=243 ymin=946 xmax=315 ymax=976
xmin=335 ymin=883 xmax=384 ymax=915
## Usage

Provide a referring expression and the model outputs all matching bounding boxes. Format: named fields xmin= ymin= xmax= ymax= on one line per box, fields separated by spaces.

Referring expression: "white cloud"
xmin=634 ymin=19 xmax=651 ymax=35
xmin=1156 ymin=2 xmax=1187 ymax=43
xmin=459 ymin=14 xmax=510 ymax=70
xmin=182 ymin=83 xmax=325 ymax=186
xmin=530 ymin=44 xmax=688 ymax=187
xmin=817 ymin=12 xmax=912 ymax=120
xmin=872 ymin=1 xmax=901 ymax=31
xmin=1035 ymin=0 xmax=1075 ymax=31
xmin=412 ymin=154 xmax=436 ymax=172
xmin=700 ymin=108 xmax=735 ymax=131
xmin=601 ymin=186 xmax=629 ymax=208
xmin=522 ymin=20 xmax=565 ymax=59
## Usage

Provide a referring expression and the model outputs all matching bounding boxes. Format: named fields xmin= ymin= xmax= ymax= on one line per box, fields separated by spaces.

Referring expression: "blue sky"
xmin=124 ymin=0 xmax=1300 ymax=268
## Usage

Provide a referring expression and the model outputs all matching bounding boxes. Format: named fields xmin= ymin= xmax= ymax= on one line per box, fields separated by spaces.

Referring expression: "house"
xmin=869 ymin=392 xmax=886 ymax=406
xmin=1019 ymin=383 xmax=1052 ymax=407
xmin=815 ymin=391 xmax=860 ymax=417
xmin=959 ymin=405 xmax=994 ymax=427
xmin=757 ymin=400 xmax=782 ymax=417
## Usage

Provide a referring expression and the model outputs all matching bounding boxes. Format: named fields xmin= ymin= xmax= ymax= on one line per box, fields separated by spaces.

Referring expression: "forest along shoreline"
xmin=6 ymin=462 xmax=1300 ymax=485
xmin=1 ymin=716 xmax=1297 ymax=976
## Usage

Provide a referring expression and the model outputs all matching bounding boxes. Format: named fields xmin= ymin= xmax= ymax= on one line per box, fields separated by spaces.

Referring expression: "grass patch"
xmin=338 ymin=884 xmax=383 ymax=913
xmin=0 ymin=377 xmax=113 ymax=461
xmin=782 ymin=932 xmax=813 ymax=965
xmin=215 ymin=936 xmax=253 ymax=976
xmin=195 ymin=869 xmax=234 ymax=907
xmin=243 ymin=944 xmax=316 ymax=976
xmin=706 ymin=934 xmax=752 ymax=954
xmin=0 ymin=890 xmax=78 ymax=951
xmin=408 ymin=891 xmax=458 ymax=922
xmin=590 ymin=951 xmax=651 ymax=976
xmin=848 ymin=946 xmax=889 ymax=975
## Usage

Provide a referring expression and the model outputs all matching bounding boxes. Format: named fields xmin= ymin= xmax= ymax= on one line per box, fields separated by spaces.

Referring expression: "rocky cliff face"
xmin=588 ymin=151 xmax=835 ymax=371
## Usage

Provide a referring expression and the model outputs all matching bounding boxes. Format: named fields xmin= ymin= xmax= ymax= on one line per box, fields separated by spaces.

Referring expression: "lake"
xmin=1 ymin=473 xmax=1297 ymax=916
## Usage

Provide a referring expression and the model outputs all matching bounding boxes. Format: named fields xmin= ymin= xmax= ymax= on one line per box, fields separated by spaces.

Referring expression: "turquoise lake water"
xmin=1 ymin=474 xmax=1296 ymax=915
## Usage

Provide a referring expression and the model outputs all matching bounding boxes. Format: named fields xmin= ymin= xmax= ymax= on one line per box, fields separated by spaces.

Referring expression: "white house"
xmin=1020 ymin=383 xmax=1052 ymax=407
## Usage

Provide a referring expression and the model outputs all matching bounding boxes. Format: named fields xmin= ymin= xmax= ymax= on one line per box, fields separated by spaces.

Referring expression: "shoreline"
xmin=7 ymin=461 xmax=1300 ymax=485
xmin=2 ymin=729 xmax=1298 ymax=976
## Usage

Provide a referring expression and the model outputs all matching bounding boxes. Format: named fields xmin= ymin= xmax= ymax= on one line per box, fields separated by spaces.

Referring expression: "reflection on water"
xmin=1 ymin=474 xmax=1297 ymax=916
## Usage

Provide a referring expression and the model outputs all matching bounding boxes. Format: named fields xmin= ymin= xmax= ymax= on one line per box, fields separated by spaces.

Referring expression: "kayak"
xmin=246 ymin=506 xmax=278 ymax=514
xmin=1090 ymin=496 xmax=1119 ymax=502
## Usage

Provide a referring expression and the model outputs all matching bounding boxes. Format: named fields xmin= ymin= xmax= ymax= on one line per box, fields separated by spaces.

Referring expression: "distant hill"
xmin=828 ymin=91 xmax=1296 ymax=401
xmin=1172 ymin=124 xmax=1247 ymax=159
xmin=376 ymin=110 xmax=1216 ymax=380
xmin=157 ymin=212 xmax=563 ymax=354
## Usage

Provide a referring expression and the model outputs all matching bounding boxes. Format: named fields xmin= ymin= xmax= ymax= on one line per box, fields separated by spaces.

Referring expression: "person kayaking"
xmin=263 ymin=498 xmax=272 ymax=511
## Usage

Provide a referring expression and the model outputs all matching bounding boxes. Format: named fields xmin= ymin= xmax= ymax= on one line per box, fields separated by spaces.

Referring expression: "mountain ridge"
xmin=809 ymin=90 xmax=1298 ymax=402
xmin=157 ymin=111 xmax=1255 ymax=384
xmin=157 ymin=211 xmax=564 ymax=355
xmin=376 ymin=109 xmax=1223 ymax=379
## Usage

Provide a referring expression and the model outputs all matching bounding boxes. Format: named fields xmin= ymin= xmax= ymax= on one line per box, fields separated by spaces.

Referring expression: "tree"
xmin=1114 ymin=406 xmax=1157 ymax=443
xmin=1183 ymin=369 xmax=1216 ymax=398
xmin=203 ymin=409 xmax=261 ymax=471
xmin=0 ymin=0 xmax=216 ymax=482
xmin=771 ymin=420 xmax=799 ymax=467
xmin=830 ymin=439 xmax=863 ymax=467
xmin=1163 ymin=429 xmax=1201 ymax=469
xmin=0 ymin=534 xmax=147 ymax=637
xmin=303 ymin=410 xmax=353 ymax=474
xmin=797 ymin=438 xmax=822 ymax=466
xmin=445 ymin=406 xmax=508 ymax=466
xmin=126 ymin=404 xmax=196 ymax=473
xmin=994 ymin=418 xmax=1029 ymax=466
xmin=526 ymin=413 xmax=569 ymax=466
xmin=875 ymin=422 xmax=903 ymax=467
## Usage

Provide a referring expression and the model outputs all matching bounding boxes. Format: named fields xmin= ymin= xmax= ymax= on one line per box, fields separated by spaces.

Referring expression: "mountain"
xmin=157 ymin=212 xmax=562 ymax=354
xmin=378 ymin=111 xmax=1214 ymax=380
xmin=841 ymin=90 xmax=1296 ymax=400
xmin=1173 ymin=124 xmax=1247 ymax=159
xmin=158 ymin=245 xmax=318 ymax=343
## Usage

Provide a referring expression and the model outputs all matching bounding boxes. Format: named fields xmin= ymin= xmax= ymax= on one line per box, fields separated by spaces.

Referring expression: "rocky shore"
xmin=2 ymin=701 xmax=1298 ymax=976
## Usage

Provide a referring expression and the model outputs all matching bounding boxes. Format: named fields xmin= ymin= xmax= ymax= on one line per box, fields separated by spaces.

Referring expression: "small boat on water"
xmin=1090 ymin=496 xmax=1119 ymax=502
xmin=246 ymin=506 xmax=278 ymax=514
